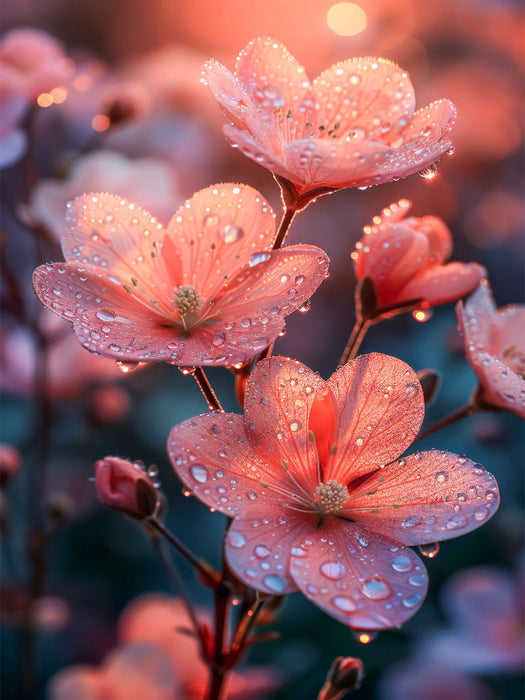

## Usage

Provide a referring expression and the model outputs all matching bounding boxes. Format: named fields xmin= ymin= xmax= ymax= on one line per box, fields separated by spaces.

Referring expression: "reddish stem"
xmin=415 ymin=403 xmax=477 ymax=442
xmin=272 ymin=207 xmax=297 ymax=250
xmin=338 ymin=317 xmax=370 ymax=367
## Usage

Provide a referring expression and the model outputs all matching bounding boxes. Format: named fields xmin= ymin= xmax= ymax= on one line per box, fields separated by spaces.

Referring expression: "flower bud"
xmin=318 ymin=656 xmax=364 ymax=700
xmin=94 ymin=456 xmax=158 ymax=520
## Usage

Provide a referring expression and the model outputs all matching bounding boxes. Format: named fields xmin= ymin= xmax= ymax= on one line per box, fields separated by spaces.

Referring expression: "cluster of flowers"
xmin=24 ymin=35 xmax=524 ymax=696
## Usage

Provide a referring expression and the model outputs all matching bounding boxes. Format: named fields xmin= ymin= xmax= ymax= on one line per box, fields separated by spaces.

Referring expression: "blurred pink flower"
xmin=33 ymin=185 xmax=329 ymax=367
xmin=418 ymin=563 xmax=525 ymax=673
xmin=456 ymin=284 xmax=525 ymax=418
xmin=49 ymin=595 xmax=280 ymax=700
xmin=0 ymin=443 xmax=22 ymax=485
xmin=94 ymin=456 xmax=159 ymax=519
xmin=353 ymin=199 xmax=486 ymax=312
xmin=0 ymin=312 xmax=123 ymax=399
xmin=0 ymin=28 xmax=73 ymax=99
xmin=26 ymin=150 xmax=182 ymax=237
xmin=168 ymin=353 xmax=499 ymax=630
xmin=203 ymin=37 xmax=455 ymax=209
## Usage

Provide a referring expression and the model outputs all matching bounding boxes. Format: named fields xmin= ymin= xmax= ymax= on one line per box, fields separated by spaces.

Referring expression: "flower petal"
xmin=235 ymin=37 xmax=312 ymax=141
xmin=225 ymin=505 xmax=315 ymax=594
xmin=167 ymin=412 xmax=289 ymax=518
xmin=213 ymin=244 xmax=329 ymax=319
xmin=32 ymin=263 xmax=184 ymax=362
xmin=165 ymin=183 xmax=276 ymax=299
xmin=399 ymin=98 xmax=457 ymax=148
xmin=313 ymin=57 xmax=415 ymax=141
xmin=345 ymin=450 xmax=500 ymax=545
xmin=399 ymin=262 xmax=486 ymax=306
xmin=289 ymin=519 xmax=428 ymax=629
xmin=324 ymin=354 xmax=425 ymax=484
xmin=222 ymin=124 xmax=293 ymax=181
xmin=243 ymin=357 xmax=326 ymax=494
xmin=61 ymin=193 xmax=173 ymax=302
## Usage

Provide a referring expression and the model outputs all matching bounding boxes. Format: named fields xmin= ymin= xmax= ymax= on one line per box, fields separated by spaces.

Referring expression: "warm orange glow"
xmin=91 ymin=114 xmax=110 ymax=132
xmin=50 ymin=87 xmax=68 ymax=104
xmin=37 ymin=93 xmax=54 ymax=108
xmin=327 ymin=3 xmax=367 ymax=37
xmin=358 ymin=632 xmax=372 ymax=644
xmin=74 ymin=74 xmax=93 ymax=92
xmin=413 ymin=310 xmax=432 ymax=322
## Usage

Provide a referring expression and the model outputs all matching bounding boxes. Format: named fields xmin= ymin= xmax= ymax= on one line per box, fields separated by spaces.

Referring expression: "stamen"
xmin=173 ymin=285 xmax=200 ymax=327
xmin=314 ymin=479 xmax=348 ymax=514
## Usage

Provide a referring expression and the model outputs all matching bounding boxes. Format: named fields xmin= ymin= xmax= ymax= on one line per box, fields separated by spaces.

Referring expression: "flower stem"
xmin=415 ymin=403 xmax=477 ymax=442
xmin=207 ymin=580 xmax=232 ymax=700
xmin=338 ymin=318 xmax=370 ymax=367
xmin=272 ymin=207 xmax=297 ymax=250
xmin=184 ymin=367 xmax=224 ymax=412
xmin=147 ymin=517 xmax=219 ymax=588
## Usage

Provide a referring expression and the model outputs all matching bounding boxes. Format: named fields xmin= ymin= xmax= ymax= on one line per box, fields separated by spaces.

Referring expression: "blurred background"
xmin=1 ymin=0 xmax=524 ymax=698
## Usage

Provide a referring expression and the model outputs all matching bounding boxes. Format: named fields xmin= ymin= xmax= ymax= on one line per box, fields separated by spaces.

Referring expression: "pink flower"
xmin=203 ymin=37 xmax=456 ymax=209
xmin=353 ymin=200 xmax=486 ymax=312
xmin=0 ymin=444 xmax=22 ymax=486
xmin=0 ymin=28 xmax=73 ymax=99
xmin=0 ymin=79 xmax=27 ymax=168
xmin=168 ymin=353 xmax=499 ymax=630
xmin=456 ymin=284 xmax=525 ymax=418
xmin=26 ymin=150 xmax=182 ymax=238
xmin=417 ymin=562 xmax=525 ymax=673
xmin=32 ymin=185 xmax=329 ymax=367
xmin=48 ymin=595 xmax=281 ymax=700
xmin=94 ymin=456 xmax=158 ymax=519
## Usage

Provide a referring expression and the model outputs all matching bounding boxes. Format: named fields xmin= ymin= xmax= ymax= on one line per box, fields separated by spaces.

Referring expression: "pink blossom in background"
xmin=0 ymin=28 xmax=74 ymax=99
xmin=32 ymin=185 xmax=329 ymax=366
xmin=26 ymin=150 xmax=182 ymax=237
xmin=352 ymin=199 xmax=486 ymax=311
xmin=0 ymin=311 xmax=123 ymax=399
xmin=417 ymin=563 xmax=525 ymax=673
xmin=94 ymin=456 xmax=158 ymax=519
xmin=456 ymin=284 xmax=525 ymax=418
xmin=49 ymin=595 xmax=281 ymax=700
xmin=168 ymin=353 xmax=499 ymax=630
xmin=203 ymin=37 xmax=456 ymax=208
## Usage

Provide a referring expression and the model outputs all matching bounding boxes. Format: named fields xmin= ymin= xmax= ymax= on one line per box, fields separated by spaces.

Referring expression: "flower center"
xmin=314 ymin=479 xmax=348 ymax=514
xmin=173 ymin=285 xmax=200 ymax=328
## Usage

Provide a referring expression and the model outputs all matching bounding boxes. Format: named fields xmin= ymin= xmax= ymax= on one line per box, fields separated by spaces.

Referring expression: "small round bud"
xmin=94 ymin=456 xmax=159 ymax=520
xmin=318 ymin=656 xmax=364 ymax=700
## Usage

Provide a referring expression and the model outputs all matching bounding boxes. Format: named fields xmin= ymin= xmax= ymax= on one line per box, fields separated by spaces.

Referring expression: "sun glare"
xmin=327 ymin=2 xmax=367 ymax=37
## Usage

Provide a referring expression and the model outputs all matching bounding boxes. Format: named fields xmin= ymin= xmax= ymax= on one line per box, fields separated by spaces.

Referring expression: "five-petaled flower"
xmin=456 ymin=284 xmax=525 ymax=418
xmin=168 ymin=353 xmax=499 ymax=630
xmin=203 ymin=37 xmax=456 ymax=210
xmin=32 ymin=184 xmax=329 ymax=366
xmin=352 ymin=199 xmax=486 ymax=313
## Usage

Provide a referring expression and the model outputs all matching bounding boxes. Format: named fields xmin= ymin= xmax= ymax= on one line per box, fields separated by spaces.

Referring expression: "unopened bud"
xmin=416 ymin=369 xmax=441 ymax=405
xmin=318 ymin=656 xmax=364 ymax=700
xmin=94 ymin=456 xmax=158 ymax=520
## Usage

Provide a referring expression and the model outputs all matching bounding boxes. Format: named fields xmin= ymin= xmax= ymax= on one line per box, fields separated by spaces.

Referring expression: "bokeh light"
xmin=327 ymin=2 xmax=367 ymax=36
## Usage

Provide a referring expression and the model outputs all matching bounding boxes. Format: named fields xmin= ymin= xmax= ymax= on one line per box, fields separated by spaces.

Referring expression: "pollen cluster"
xmin=174 ymin=285 xmax=199 ymax=320
xmin=314 ymin=479 xmax=348 ymax=513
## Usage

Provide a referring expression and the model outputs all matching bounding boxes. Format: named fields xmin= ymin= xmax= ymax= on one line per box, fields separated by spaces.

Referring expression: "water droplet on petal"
xmin=263 ymin=575 xmax=285 ymax=593
xmin=190 ymin=464 xmax=208 ymax=483
xmin=353 ymin=630 xmax=378 ymax=644
xmin=228 ymin=531 xmax=247 ymax=548
xmin=96 ymin=309 xmax=116 ymax=322
xmin=391 ymin=555 xmax=413 ymax=573
xmin=401 ymin=515 xmax=421 ymax=528
xmin=418 ymin=542 xmax=439 ymax=558
xmin=320 ymin=561 xmax=345 ymax=580
xmin=408 ymin=573 xmax=427 ymax=587
xmin=402 ymin=594 xmax=421 ymax=608
xmin=332 ymin=595 xmax=357 ymax=612
xmin=254 ymin=545 xmax=270 ymax=558
xmin=418 ymin=162 xmax=439 ymax=179
xmin=361 ymin=578 xmax=391 ymax=600
xmin=221 ymin=225 xmax=244 ymax=243
xmin=249 ymin=251 xmax=271 ymax=267
xmin=446 ymin=514 xmax=468 ymax=530
xmin=435 ymin=471 xmax=449 ymax=483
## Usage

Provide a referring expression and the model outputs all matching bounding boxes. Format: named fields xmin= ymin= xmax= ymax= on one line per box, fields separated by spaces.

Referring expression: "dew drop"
xmin=332 ymin=595 xmax=357 ymax=612
xmin=228 ymin=531 xmax=247 ymax=548
xmin=263 ymin=575 xmax=285 ymax=593
xmin=289 ymin=419 xmax=302 ymax=432
xmin=221 ymin=225 xmax=244 ymax=243
xmin=403 ymin=594 xmax=421 ymax=608
xmin=408 ymin=573 xmax=427 ymax=587
xmin=361 ymin=578 xmax=391 ymax=600
xmin=203 ymin=214 xmax=220 ymax=228
xmin=418 ymin=542 xmax=439 ymax=558
xmin=474 ymin=507 xmax=489 ymax=521
xmin=418 ymin=162 xmax=439 ymax=179
xmin=249 ymin=251 xmax=271 ymax=267
xmin=446 ymin=514 xmax=467 ymax=530
xmin=254 ymin=545 xmax=270 ymax=558
xmin=353 ymin=630 xmax=378 ymax=644
xmin=320 ymin=561 xmax=345 ymax=581
xmin=190 ymin=464 xmax=208 ymax=483
xmin=291 ymin=547 xmax=306 ymax=557
xmin=116 ymin=361 xmax=139 ymax=373
xmin=96 ymin=309 xmax=116 ymax=322
xmin=391 ymin=555 xmax=413 ymax=573
xmin=212 ymin=332 xmax=226 ymax=347
xmin=401 ymin=515 xmax=421 ymax=529
xmin=435 ymin=471 xmax=449 ymax=483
